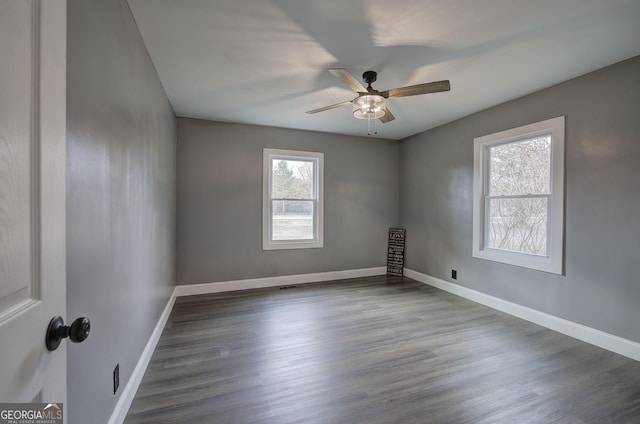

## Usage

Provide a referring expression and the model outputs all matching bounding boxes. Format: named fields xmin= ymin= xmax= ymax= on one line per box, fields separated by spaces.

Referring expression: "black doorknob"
xmin=45 ymin=316 xmax=91 ymax=351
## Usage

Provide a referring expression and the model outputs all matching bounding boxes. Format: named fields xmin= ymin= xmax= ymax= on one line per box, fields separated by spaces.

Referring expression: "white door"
xmin=0 ymin=0 xmax=67 ymax=407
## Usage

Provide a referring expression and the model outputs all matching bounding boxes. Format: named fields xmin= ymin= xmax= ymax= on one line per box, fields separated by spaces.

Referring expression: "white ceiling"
xmin=127 ymin=0 xmax=640 ymax=140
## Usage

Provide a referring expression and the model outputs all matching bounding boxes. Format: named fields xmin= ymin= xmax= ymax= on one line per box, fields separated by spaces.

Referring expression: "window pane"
xmin=271 ymin=159 xmax=314 ymax=199
xmin=488 ymin=197 xmax=548 ymax=255
xmin=272 ymin=200 xmax=314 ymax=240
xmin=489 ymin=135 xmax=551 ymax=196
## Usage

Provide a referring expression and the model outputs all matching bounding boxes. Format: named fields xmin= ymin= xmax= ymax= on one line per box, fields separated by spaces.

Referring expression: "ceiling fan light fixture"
xmin=353 ymin=94 xmax=386 ymax=119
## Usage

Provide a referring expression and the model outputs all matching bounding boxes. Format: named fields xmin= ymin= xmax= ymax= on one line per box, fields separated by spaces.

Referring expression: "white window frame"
xmin=262 ymin=148 xmax=324 ymax=250
xmin=472 ymin=116 xmax=565 ymax=274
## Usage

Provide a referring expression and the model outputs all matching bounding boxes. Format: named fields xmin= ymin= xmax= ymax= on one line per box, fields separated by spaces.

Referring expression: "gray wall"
xmin=400 ymin=56 xmax=640 ymax=343
xmin=177 ymin=119 xmax=399 ymax=284
xmin=66 ymin=0 xmax=176 ymax=423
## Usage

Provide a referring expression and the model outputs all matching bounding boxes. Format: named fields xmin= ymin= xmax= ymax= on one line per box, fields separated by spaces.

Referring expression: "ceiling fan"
xmin=306 ymin=68 xmax=451 ymax=124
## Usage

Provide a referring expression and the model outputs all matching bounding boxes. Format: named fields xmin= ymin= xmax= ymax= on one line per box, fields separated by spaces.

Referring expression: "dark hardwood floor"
xmin=124 ymin=276 xmax=640 ymax=423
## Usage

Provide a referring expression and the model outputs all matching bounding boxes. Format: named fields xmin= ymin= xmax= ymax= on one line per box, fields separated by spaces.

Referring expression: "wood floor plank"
xmin=124 ymin=276 xmax=640 ymax=423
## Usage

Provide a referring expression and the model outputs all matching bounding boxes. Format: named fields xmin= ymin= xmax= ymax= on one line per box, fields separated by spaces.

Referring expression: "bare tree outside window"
xmin=487 ymin=135 xmax=551 ymax=255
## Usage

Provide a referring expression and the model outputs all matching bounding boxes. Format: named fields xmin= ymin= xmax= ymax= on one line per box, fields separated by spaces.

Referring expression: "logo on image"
xmin=0 ymin=403 xmax=63 ymax=424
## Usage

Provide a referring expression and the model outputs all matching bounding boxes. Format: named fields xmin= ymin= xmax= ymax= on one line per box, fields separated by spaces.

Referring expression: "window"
xmin=263 ymin=148 xmax=324 ymax=250
xmin=472 ymin=116 xmax=565 ymax=274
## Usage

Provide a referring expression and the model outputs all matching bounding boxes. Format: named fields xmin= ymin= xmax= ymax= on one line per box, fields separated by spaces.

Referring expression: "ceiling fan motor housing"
xmin=363 ymin=71 xmax=378 ymax=90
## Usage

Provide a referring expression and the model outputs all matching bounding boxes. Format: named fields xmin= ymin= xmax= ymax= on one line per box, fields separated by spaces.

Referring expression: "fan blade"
xmin=329 ymin=68 xmax=367 ymax=92
xmin=379 ymin=107 xmax=395 ymax=123
xmin=305 ymin=100 xmax=352 ymax=114
xmin=382 ymin=80 xmax=450 ymax=98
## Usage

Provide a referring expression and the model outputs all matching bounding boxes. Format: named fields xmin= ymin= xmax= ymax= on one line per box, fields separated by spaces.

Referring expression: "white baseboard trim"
xmin=108 ymin=287 xmax=177 ymax=424
xmin=176 ymin=267 xmax=387 ymax=297
xmin=404 ymin=268 xmax=640 ymax=362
